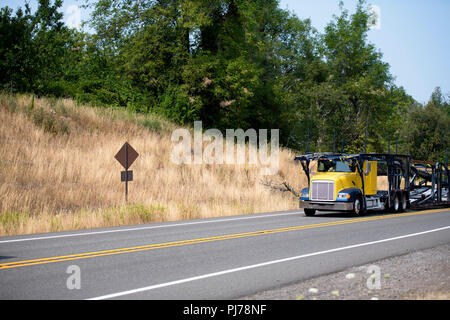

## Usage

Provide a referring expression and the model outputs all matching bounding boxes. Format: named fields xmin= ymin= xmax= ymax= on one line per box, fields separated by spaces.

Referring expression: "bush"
xmin=140 ymin=118 xmax=162 ymax=132
xmin=31 ymin=106 xmax=70 ymax=135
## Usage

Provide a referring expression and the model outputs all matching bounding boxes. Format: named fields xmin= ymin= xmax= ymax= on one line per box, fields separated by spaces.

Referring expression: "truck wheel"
xmin=393 ymin=193 xmax=401 ymax=213
xmin=400 ymin=193 xmax=408 ymax=212
xmin=351 ymin=197 xmax=362 ymax=216
xmin=304 ymin=209 xmax=316 ymax=216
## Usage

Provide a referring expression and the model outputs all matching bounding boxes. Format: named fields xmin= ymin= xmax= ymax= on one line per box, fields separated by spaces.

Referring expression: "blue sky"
xmin=3 ymin=0 xmax=449 ymax=104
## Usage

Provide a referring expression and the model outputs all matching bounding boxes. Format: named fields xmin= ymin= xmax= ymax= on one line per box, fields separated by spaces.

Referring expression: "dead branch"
xmin=260 ymin=178 xmax=299 ymax=197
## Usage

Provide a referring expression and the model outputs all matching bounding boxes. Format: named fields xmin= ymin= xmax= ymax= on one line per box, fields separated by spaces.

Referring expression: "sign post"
xmin=114 ymin=142 xmax=139 ymax=202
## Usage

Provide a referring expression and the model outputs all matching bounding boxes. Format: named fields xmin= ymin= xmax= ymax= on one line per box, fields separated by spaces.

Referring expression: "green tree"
xmin=401 ymin=87 xmax=450 ymax=162
xmin=4 ymin=0 xmax=440 ymax=162
xmin=284 ymin=0 xmax=411 ymax=153
xmin=0 ymin=4 xmax=35 ymax=91
xmin=0 ymin=0 xmax=72 ymax=94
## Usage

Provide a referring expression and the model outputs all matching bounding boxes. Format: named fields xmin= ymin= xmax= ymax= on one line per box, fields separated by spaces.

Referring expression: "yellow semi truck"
xmin=295 ymin=153 xmax=412 ymax=216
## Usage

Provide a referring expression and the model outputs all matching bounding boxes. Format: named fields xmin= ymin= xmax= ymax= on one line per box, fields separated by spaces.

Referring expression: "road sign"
xmin=115 ymin=142 xmax=139 ymax=202
xmin=115 ymin=142 xmax=139 ymax=170
xmin=121 ymin=170 xmax=133 ymax=182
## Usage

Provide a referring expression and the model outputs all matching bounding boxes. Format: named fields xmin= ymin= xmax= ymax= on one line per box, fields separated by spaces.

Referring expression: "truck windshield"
xmin=318 ymin=159 xmax=356 ymax=173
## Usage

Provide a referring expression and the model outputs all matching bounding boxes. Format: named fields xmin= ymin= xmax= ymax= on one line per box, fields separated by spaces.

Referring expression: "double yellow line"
xmin=0 ymin=209 xmax=446 ymax=270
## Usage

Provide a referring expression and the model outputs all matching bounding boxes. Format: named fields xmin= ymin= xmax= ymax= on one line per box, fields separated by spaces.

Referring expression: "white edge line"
xmin=87 ymin=225 xmax=450 ymax=300
xmin=0 ymin=212 xmax=301 ymax=244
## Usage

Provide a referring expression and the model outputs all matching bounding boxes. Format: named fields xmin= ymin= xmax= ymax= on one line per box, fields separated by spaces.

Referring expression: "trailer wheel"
xmin=304 ymin=209 xmax=316 ymax=216
xmin=400 ymin=193 xmax=408 ymax=212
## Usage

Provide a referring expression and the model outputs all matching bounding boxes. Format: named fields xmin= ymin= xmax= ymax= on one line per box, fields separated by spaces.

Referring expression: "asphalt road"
xmin=0 ymin=208 xmax=449 ymax=300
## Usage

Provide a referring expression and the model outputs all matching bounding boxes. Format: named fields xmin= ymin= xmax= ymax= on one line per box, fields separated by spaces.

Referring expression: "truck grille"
xmin=311 ymin=181 xmax=335 ymax=201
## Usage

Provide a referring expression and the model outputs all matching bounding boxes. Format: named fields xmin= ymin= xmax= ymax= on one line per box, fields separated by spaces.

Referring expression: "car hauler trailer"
xmin=294 ymin=153 xmax=449 ymax=216
xmin=409 ymin=159 xmax=450 ymax=208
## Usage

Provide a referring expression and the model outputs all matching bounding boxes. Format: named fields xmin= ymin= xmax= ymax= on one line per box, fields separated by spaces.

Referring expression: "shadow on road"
xmin=0 ymin=256 xmax=15 ymax=260
xmin=305 ymin=209 xmax=431 ymax=219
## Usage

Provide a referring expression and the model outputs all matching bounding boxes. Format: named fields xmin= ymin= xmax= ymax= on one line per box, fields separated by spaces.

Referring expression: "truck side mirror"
xmin=364 ymin=161 xmax=371 ymax=176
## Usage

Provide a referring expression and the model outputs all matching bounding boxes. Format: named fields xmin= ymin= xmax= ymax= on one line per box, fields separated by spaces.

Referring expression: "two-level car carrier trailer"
xmin=409 ymin=159 xmax=450 ymax=208
xmin=294 ymin=153 xmax=449 ymax=216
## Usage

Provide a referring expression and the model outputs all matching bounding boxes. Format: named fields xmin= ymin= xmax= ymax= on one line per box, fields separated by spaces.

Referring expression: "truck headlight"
xmin=337 ymin=193 xmax=351 ymax=200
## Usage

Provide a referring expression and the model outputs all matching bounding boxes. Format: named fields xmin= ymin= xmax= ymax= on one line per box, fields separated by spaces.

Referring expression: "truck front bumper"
xmin=300 ymin=200 xmax=353 ymax=211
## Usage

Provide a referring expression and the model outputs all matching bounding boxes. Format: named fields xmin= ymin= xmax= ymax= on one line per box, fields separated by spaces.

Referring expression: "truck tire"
xmin=393 ymin=193 xmax=401 ymax=213
xmin=351 ymin=196 xmax=362 ymax=216
xmin=304 ymin=209 xmax=316 ymax=216
xmin=400 ymin=192 xmax=408 ymax=212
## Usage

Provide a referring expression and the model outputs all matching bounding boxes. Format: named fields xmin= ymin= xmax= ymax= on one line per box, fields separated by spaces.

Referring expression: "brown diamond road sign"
xmin=115 ymin=142 xmax=139 ymax=170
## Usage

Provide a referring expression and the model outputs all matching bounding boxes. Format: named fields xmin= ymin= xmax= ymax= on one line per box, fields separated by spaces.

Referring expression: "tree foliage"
xmin=401 ymin=87 xmax=450 ymax=162
xmin=1 ymin=0 xmax=448 ymax=161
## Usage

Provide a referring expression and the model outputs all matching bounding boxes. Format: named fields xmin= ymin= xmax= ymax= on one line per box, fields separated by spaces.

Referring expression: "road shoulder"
xmin=241 ymin=244 xmax=450 ymax=300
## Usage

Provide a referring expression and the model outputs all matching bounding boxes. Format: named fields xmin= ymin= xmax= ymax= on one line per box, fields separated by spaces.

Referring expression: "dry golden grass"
xmin=0 ymin=93 xmax=306 ymax=236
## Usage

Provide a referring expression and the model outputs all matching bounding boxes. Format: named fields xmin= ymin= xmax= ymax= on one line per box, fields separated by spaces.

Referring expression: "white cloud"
xmin=368 ymin=5 xmax=381 ymax=30
xmin=66 ymin=4 xmax=81 ymax=30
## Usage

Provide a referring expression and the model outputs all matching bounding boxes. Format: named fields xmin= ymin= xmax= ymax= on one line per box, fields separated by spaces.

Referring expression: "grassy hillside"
xmin=0 ymin=93 xmax=306 ymax=236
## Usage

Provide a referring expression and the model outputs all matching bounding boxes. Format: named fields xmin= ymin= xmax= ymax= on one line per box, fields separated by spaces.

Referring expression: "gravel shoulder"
xmin=241 ymin=244 xmax=450 ymax=300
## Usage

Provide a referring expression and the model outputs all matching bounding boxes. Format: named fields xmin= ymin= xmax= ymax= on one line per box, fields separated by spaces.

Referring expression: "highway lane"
xmin=0 ymin=208 xmax=449 ymax=299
